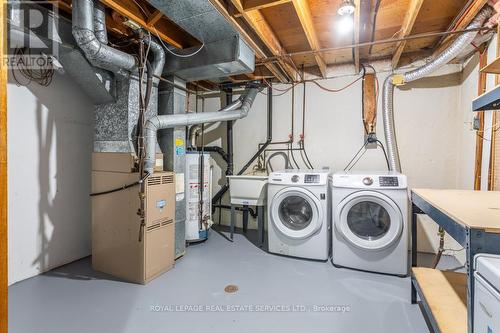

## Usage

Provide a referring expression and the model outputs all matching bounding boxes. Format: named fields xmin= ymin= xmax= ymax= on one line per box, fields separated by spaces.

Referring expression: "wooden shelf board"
xmin=412 ymin=267 xmax=467 ymax=333
xmin=481 ymin=57 xmax=500 ymax=74
xmin=412 ymin=189 xmax=500 ymax=232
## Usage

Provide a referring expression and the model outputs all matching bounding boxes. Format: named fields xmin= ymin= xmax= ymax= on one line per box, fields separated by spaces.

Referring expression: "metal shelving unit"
xmin=411 ymin=189 xmax=500 ymax=333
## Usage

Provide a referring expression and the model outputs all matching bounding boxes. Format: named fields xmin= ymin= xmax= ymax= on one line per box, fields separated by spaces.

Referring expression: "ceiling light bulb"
xmin=338 ymin=0 xmax=356 ymax=16
xmin=337 ymin=15 xmax=354 ymax=34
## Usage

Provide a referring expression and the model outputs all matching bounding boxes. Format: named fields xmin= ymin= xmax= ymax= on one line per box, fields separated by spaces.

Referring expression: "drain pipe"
xmin=72 ymin=0 xmax=137 ymax=76
xmin=382 ymin=6 xmax=492 ymax=172
xmin=226 ymin=88 xmax=234 ymax=176
xmin=143 ymin=86 xmax=260 ymax=174
xmin=211 ymin=84 xmax=273 ymax=207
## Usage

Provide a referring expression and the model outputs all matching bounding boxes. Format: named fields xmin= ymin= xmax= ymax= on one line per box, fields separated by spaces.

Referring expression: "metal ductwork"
xmin=189 ymin=98 xmax=244 ymax=147
xmin=69 ymin=0 xmax=167 ymax=153
xmin=146 ymin=0 xmax=255 ymax=81
xmin=143 ymin=86 xmax=259 ymax=174
xmin=72 ymin=0 xmax=137 ymax=76
xmin=143 ymin=33 xmax=166 ymax=84
xmin=163 ymin=36 xmax=255 ymax=82
xmin=93 ymin=1 xmax=108 ymax=45
xmin=7 ymin=1 xmax=116 ymax=104
xmin=382 ymin=6 xmax=493 ymax=172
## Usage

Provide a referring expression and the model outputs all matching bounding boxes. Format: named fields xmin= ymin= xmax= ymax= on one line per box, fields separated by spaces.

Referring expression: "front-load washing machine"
xmin=268 ymin=170 xmax=331 ymax=261
xmin=331 ymin=171 xmax=409 ymax=276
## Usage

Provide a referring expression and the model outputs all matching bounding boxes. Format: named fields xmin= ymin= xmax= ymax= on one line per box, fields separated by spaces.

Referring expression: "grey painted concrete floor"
xmin=9 ymin=232 xmax=436 ymax=333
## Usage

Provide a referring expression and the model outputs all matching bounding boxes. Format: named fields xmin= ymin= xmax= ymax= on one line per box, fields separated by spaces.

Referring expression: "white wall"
xmin=8 ymin=72 xmax=93 ymax=285
xmin=200 ymin=66 xmax=471 ymax=256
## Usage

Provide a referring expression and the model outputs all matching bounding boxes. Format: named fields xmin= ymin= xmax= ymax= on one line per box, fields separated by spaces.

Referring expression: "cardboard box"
xmin=92 ymin=152 xmax=164 ymax=173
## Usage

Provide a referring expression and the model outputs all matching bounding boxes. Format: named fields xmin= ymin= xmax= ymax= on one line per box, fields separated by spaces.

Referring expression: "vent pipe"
xmin=93 ymin=1 xmax=108 ymax=45
xmin=72 ymin=0 xmax=137 ymax=76
xmin=382 ymin=6 xmax=492 ymax=172
xmin=143 ymin=86 xmax=259 ymax=174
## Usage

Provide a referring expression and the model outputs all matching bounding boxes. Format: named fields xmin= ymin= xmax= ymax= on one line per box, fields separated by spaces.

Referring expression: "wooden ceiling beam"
xmin=208 ymin=0 xmax=289 ymax=83
xmin=391 ymin=0 xmax=424 ymax=69
xmin=434 ymin=0 xmax=488 ymax=56
xmin=99 ymin=0 xmax=198 ymax=49
xmin=291 ymin=0 xmax=326 ymax=77
xmin=228 ymin=0 xmax=298 ymax=81
xmin=146 ymin=10 xmax=164 ymax=27
xmin=353 ymin=0 xmax=361 ymax=73
xmin=242 ymin=0 xmax=292 ymax=11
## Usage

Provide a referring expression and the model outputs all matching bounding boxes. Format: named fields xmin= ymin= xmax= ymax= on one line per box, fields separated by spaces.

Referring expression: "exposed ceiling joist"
xmin=291 ymin=0 xmax=326 ymax=78
xmin=353 ymin=0 xmax=361 ymax=73
xmin=229 ymin=0 xmax=298 ymax=81
xmin=242 ymin=0 xmax=292 ymax=12
xmin=391 ymin=0 xmax=424 ymax=69
xmin=208 ymin=0 xmax=290 ymax=83
xmin=99 ymin=0 xmax=199 ymax=49
xmin=146 ymin=10 xmax=164 ymax=27
xmin=434 ymin=0 xmax=489 ymax=55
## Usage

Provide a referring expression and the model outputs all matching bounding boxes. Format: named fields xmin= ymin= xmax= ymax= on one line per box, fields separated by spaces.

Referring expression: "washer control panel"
xmin=379 ymin=176 xmax=399 ymax=187
xmin=269 ymin=171 xmax=330 ymax=185
xmin=304 ymin=174 xmax=320 ymax=184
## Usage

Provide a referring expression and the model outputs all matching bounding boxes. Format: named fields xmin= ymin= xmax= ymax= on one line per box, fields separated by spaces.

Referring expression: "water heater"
xmin=185 ymin=152 xmax=213 ymax=242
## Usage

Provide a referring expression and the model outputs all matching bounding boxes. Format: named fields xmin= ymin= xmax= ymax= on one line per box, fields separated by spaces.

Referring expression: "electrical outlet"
xmin=473 ymin=116 xmax=481 ymax=131
xmin=365 ymin=132 xmax=378 ymax=149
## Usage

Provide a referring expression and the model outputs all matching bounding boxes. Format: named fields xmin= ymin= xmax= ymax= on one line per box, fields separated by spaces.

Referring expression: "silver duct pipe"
xmin=93 ymin=1 xmax=108 ymax=45
xmin=382 ymin=6 xmax=492 ymax=172
xmin=142 ymin=33 xmax=165 ymax=84
xmin=144 ymin=87 xmax=259 ymax=173
xmin=188 ymin=99 xmax=244 ymax=147
xmin=72 ymin=0 xmax=137 ymax=76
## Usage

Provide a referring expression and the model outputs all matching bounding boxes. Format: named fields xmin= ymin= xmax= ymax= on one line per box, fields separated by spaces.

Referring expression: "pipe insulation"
xmin=382 ymin=6 xmax=493 ymax=172
xmin=72 ymin=0 xmax=137 ymax=76
xmin=144 ymin=87 xmax=259 ymax=174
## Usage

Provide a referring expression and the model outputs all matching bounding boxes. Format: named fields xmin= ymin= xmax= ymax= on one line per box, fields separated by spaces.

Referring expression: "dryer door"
xmin=270 ymin=187 xmax=323 ymax=240
xmin=336 ymin=191 xmax=403 ymax=251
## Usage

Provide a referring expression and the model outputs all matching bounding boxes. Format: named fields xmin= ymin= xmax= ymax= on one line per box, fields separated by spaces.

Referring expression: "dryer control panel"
xmin=331 ymin=172 xmax=408 ymax=190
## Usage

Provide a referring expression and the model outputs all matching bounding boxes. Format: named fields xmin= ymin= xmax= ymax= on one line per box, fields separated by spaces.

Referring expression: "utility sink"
xmin=227 ymin=175 xmax=268 ymax=206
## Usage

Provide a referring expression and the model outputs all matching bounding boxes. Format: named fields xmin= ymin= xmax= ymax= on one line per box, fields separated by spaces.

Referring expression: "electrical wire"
xmin=376 ymin=140 xmax=390 ymax=171
xmin=90 ymin=173 xmax=150 ymax=197
xmin=308 ymin=72 xmax=365 ymax=93
xmin=344 ymin=140 xmax=368 ymax=171
xmin=153 ymin=27 xmax=205 ymax=58
xmin=11 ymin=48 xmax=54 ymax=86
xmin=347 ymin=149 xmax=368 ymax=171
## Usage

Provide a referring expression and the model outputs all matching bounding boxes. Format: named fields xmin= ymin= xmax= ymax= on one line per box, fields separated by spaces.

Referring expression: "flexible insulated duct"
xmin=382 ymin=6 xmax=492 ymax=172
xmin=144 ymin=87 xmax=259 ymax=173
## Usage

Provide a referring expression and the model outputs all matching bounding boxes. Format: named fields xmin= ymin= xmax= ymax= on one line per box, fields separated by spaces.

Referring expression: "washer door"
xmin=270 ymin=187 xmax=322 ymax=240
xmin=336 ymin=191 xmax=403 ymax=251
